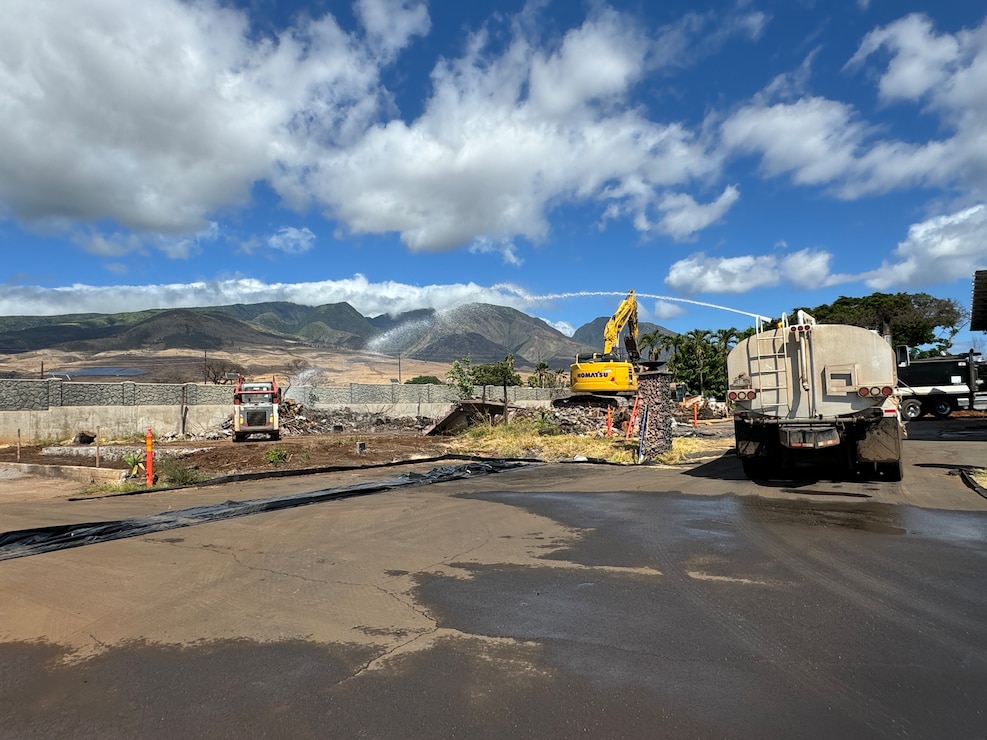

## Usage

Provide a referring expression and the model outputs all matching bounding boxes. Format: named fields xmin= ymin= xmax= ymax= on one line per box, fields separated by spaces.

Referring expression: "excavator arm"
xmin=602 ymin=290 xmax=640 ymax=361
xmin=562 ymin=289 xmax=641 ymax=402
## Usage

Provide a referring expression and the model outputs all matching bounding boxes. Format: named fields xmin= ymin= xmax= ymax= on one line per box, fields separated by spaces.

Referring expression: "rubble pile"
xmin=512 ymin=405 xmax=619 ymax=436
xmin=218 ymin=399 xmax=432 ymax=439
xmin=161 ymin=397 xmax=732 ymax=443
xmin=673 ymin=397 xmax=730 ymax=423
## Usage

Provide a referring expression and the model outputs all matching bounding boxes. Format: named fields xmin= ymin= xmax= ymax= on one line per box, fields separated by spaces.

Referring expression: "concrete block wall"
xmin=285 ymin=384 xmax=555 ymax=407
xmin=0 ymin=406 xmax=232 ymax=445
xmin=0 ymin=379 xmax=559 ymax=443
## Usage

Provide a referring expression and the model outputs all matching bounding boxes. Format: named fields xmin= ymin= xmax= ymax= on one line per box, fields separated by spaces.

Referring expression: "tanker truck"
xmin=727 ymin=310 xmax=903 ymax=481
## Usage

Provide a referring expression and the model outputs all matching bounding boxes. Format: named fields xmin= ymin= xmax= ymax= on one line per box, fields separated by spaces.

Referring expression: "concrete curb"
xmin=1 ymin=462 xmax=126 ymax=483
xmin=959 ymin=468 xmax=987 ymax=500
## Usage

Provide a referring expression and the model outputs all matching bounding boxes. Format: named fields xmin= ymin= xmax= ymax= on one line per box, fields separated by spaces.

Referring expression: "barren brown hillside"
xmin=1 ymin=347 xmax=461 ymax=386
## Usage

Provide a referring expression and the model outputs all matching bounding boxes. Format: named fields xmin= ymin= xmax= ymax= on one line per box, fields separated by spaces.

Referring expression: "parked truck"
xmin=895 ymin=348 xmax=985 ymax=420
xmin=727 ymin=311 xmax=903 ymax=481
xmin=232 ymin=376 xmax=281 ymax=442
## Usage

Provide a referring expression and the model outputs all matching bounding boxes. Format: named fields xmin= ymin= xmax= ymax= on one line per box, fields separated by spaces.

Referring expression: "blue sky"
xmin=2 ymin=0 xmax=986 ymax=349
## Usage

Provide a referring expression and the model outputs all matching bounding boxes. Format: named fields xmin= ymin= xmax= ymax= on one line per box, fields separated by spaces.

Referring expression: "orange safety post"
xmin=692 ymin=403 xmax=698 ymax=428
xmin=145 ymin=428 xmax=154 ymax=486
xmin=606 ymin=407 xmax=613 ymax=437
xmin=626 ymin=395 xmax=641 ymax=439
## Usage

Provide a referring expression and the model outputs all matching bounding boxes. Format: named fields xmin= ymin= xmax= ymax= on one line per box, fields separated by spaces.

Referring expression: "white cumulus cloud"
xmin=655 ymin=186 xmax=740 ymax=240
xmin=294 ymin=7 xmax=759 ymax=252
xmin=721 ymin=13 xmax=987 ymax=202
xmin=355 ymin=0 xmax=430 ymax=57
xmin=652 ymin=300 xmax=686 ymax=320
xmin=665 ymin=248 xmax=850 ymax=294
xmin=864 ymin=204 xmax=987 ymax=289
xmin=268 ymin=227 xmax=316 ymax=255
xmin=665 ymin=253 xmax=781 ymax=293
xmin=0 ymin=274 xmax=581 ymax=318
xmin=0 ymin=0 xmax=395 ymax=234
xmin=0 ymin=0 xmax=772 ymax=260
xmin=847 ymin=14 xmax=961 ymax=103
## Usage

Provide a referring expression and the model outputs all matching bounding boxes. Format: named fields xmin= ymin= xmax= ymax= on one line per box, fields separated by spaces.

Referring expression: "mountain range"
xmin=0 ymin=301 xmax=672 ymax=369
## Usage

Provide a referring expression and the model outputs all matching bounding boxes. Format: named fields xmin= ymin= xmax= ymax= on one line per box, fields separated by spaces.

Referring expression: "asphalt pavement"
xmin=0 ymin=419 xmax=985 ymax=738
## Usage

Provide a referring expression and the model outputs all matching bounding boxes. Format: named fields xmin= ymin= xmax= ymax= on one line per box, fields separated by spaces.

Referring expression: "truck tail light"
xmin=728 ymin=390 xmax=757 ymax=401
xmin=881 ymin=386 xmax=893 ymax=396
xmin=858 ymin=386 xmax=885 ymax=397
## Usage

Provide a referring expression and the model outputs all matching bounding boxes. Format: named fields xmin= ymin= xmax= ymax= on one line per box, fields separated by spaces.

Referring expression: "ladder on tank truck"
xmin=747 ymin=311 xmax=815 ymax=418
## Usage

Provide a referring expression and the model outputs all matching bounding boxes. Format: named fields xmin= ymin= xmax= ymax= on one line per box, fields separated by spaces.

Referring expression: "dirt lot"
xmin=0 ymin=432 xmax=456 ymax=478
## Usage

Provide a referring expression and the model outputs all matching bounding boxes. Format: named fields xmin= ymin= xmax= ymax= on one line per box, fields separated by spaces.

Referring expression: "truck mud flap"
xmin=856 ymin=417 xmax=902 ymax=463
xmin=734 ymin=417 xmax=770 ymax=458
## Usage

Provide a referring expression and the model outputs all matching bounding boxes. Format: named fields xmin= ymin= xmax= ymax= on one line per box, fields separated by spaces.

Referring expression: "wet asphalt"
xmin=2 ymin=424 xmax=986 ymax=738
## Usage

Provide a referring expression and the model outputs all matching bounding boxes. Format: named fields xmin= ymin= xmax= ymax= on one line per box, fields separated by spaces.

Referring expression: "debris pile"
xmin=211 ymin=399 xmax=433 ymax=440
xmin=673 ymin=396 xmax=730 ymax=423
xmin=164 ymin=397 xmax=733 ymax=443
xmin=510 ymin=405 xmax=621 ymax=436
xmin=512 ymin=402 xmax=733 ymax=440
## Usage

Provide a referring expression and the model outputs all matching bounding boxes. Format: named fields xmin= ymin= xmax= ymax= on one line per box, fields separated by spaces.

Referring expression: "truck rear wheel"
xmin=901 ymin=398 xmax=923 ymax=420
xmin=879 ymin=460 xmax=903 ymax=482
xmin=930 ymin=398 xmax=953 ymax=418
xmin=741 ymin=458 xmax=769 ymax=480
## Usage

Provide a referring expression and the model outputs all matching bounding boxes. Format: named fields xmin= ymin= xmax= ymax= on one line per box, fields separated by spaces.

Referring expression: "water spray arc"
xmin=498 ymin=288 xmax=774 ymax=324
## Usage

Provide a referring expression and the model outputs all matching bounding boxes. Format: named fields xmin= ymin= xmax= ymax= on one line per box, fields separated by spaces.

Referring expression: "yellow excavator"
xmin=557 ymin=290 xmax=641 ymax=407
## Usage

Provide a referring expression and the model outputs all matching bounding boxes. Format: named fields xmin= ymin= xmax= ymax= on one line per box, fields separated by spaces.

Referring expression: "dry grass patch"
xmin=446 ymin=419 xmax=730 ymax=465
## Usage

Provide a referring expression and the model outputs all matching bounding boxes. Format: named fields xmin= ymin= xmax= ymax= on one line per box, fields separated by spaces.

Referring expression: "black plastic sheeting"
xmin=0 ymin=460 xmax=528 ymax=562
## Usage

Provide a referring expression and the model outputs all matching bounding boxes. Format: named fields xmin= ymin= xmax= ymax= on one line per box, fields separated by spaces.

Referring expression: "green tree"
xmin=471 ymin=356 xmax=522 ymax=387
xmin=708 ymin=327 xmax=740 ymax=398
xmin=528 ymin=361 xmax=550 ymax=389
xmin=683 ymin=329 xmax=713 ymax=397
xmin=802 ymin=292 xmax=966 ymax=353
xmin=639 ymin=329 xmax=674 ymax=361
xmin=405 ymin=375 xmax=442 ymax=385
xmin=446 ymin=357 xmax=475 ymax=399
xmin=656 ymin=332 xmax=683 ymax=364
xmin=657 ymin=328 xmax=747 ymax=400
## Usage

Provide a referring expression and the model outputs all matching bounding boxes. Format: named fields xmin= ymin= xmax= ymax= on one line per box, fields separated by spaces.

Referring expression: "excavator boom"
xmin=602 ymin=290 xmax=638 ymax=356
xmin=560 ymin=289 xmax=641 ymax=403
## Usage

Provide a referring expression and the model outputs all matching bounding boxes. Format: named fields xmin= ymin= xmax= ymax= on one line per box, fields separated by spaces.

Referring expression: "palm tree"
xmin=638 ymin=330 xmax=666 ymax=361
xmin=533 ymin=361 xmax=549 ymax=388
xmin=684 ymin=329 xmax=713 ymax=396
xmin=711 ymin=327 xmax=740 ymax=398
xmin=652 ymin=331 xmax=680 ymax=362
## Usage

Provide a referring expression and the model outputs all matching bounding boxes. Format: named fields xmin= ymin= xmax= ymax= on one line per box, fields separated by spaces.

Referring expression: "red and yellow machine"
xmin=232 ymin=375 xmax=281 ymax=442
